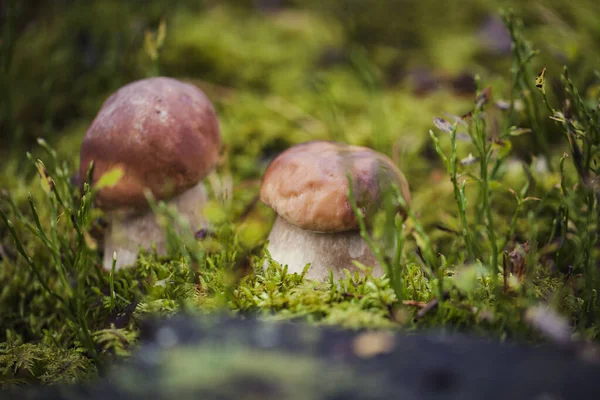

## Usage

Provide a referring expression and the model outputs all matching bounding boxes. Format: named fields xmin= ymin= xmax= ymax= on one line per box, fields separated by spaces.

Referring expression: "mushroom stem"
xmin=102 ymin=181 xmax=208 ymax=271
xmin=265 ymin=216 xmax=382 ymax=280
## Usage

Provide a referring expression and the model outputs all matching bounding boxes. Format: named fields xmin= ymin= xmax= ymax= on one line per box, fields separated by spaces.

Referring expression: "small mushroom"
xmin=79 ymin=77 xmax=221 ymax=270
xmin=259 ymin=140 xmax=411 ymax=280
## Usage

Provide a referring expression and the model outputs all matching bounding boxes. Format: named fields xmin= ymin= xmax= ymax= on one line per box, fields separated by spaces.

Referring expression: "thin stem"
xmin=0 ymin=209 xmax=70 ymax=310
xmin=346 ymin=175 xmax=389 ymax=277
xmin=450 ymin=129 xmax=475 ymax=260
xmin=477 ymin=119 xmax=499 ymax=284
xmin=110 ymin=252 xmax=117 ymax=313
xmin=391 ymin=215 xmax=405 ymax=301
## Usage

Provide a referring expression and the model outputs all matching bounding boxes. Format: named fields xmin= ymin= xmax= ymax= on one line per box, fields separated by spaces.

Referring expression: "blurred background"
xmin=2 ymin=0 xmax=599 ymax=172
xmin=3 ymin=0 xmax=600 ymax=262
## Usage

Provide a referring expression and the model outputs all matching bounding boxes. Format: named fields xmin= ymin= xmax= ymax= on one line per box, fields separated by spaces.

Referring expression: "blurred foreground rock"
xmin=11 ymin=315 xmax=600 ymax=400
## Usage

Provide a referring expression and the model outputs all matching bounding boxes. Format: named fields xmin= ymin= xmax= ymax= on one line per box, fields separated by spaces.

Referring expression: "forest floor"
xmin=1 ymin=0 xmax=600 ymax=387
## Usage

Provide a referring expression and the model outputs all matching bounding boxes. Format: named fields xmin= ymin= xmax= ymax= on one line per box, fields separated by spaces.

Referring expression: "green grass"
xmin=1 ymin=1 xmax=600 ymax=388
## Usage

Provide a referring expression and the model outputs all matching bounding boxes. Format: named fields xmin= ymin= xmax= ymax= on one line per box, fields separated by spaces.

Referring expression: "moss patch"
xmin=1 ymin=0 xmax=600 ymax=388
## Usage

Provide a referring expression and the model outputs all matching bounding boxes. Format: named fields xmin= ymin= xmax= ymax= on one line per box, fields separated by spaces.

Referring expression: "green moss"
xmin=1 ymin=0 xmax=600 ymax=389
xmin=0 ymin=338 xmax=95 ymax=388
xmin=162 ymin=6 xmax=342 ymax=90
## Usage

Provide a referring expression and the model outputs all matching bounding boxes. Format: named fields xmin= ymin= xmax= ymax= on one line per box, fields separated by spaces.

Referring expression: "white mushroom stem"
xmin=265 ymin=216 xmax=383 ymax=280
xmin=102 ymin=181 xmax=208 ymax=271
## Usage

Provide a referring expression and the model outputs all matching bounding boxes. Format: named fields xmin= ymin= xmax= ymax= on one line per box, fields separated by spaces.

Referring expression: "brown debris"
xmin=402 ymin=300 xmax=428 ymax=308
xmin=508 ymin=241 xmax=530 ymax=281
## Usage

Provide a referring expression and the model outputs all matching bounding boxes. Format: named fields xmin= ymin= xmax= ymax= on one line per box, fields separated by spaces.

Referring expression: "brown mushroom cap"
xmin=79 ymin=77 xmax=221 ymax=210
xmin=260 ymin=141 xmax=411 ymax=233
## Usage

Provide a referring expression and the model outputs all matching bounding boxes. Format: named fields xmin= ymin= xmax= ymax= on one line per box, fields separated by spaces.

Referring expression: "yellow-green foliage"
xmin=1 ymin=0 xmax=600 ymax=388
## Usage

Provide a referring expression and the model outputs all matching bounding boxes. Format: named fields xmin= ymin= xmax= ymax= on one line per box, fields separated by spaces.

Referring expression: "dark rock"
xmin=10 ymin=314 xmax=600 ymax=400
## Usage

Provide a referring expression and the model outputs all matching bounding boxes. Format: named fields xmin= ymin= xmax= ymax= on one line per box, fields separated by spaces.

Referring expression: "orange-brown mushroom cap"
xmin=260 ymin=141 xmax=411 ymax=233
xmin=79 ymin=77 xmax=221 ymax=210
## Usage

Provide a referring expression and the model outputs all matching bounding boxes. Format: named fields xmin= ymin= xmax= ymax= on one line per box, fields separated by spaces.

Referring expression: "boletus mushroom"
xmin=79 ymin=77 xmax=221 ymax=270
xmin=259 ymin=140 xmax=411 ymax=280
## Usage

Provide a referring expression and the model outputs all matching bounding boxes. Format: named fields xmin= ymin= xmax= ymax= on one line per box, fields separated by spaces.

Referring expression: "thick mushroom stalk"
xmin=103 ymin=181 xmax=207 ymax=271
xmin=265 ymin=216 xmax=381 ymax=280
